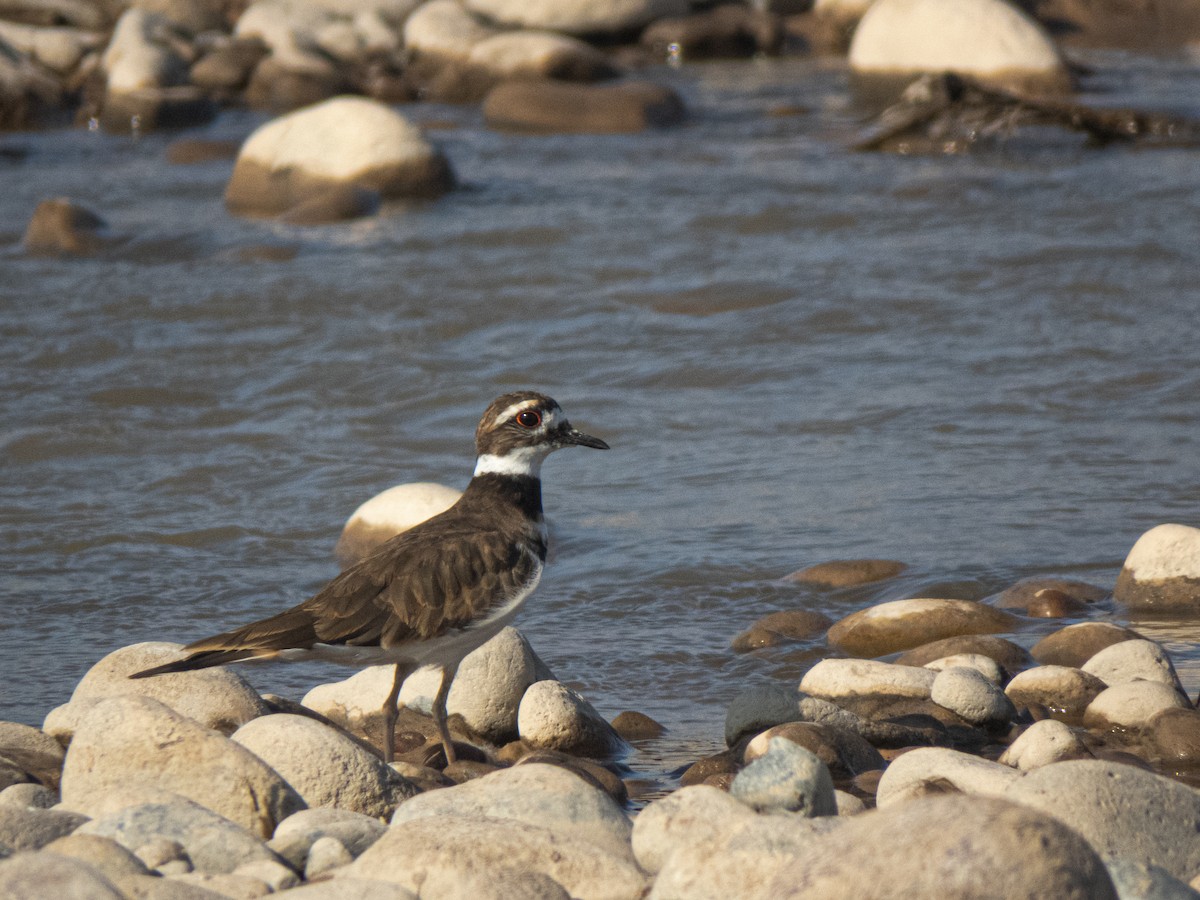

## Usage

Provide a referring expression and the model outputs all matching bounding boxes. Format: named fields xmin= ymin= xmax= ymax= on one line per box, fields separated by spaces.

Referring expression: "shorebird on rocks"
xmin=132 ymin=391 xmax=609 ymax=764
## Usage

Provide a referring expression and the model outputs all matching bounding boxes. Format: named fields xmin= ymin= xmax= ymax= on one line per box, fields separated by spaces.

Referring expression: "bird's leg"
xmin=380 ymin=662 xmax=409 ymax=764
xmin=432 ymin=663 xmax=459 ymax=766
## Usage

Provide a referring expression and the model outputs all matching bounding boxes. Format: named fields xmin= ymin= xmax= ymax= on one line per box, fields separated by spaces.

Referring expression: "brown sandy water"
xmin=2 ymin=53 xmax=1200 ymax=791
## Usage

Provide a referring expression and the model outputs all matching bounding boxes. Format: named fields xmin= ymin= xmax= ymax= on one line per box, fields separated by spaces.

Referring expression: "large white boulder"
xmin=1114 ymin=524 xmax=1200 ymax=610
xmin=334 ymin=481 xmax=461 ymax=566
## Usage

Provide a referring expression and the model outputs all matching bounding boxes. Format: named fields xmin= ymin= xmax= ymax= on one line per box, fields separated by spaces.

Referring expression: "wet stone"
xmin=895 ymin=634 xmax=1032 ymax=671
xmin=730 ymin=738 xmax=837 ymax=816
xmin=1032 ymin=622 xmax=1142 ymax=668
xmin=1114 ymin=523 xmax=1200 ymax=611
xmin=743 ymin=721 xmax=885 ymax=780
xmin=22 ymin=197 xmax=112 ymax=256
xmin=827 ymin=598 xmax=1019 ymax=658
xmin=993 ymin=576 xmax=1108 ymax=610
xmin=784 ymin=559 xmax=907 ymax=587
xmin=680 ymin=750 xmax=740 ymax=787
xmin=610 ymin=711 xmax=665 ymax=741
xmin=483 ymin=79 xmax=685 ymax=134
xmin=1081 ymin=638 xmax=1183 ymax=691
xmin=731 ymin=609 xmax=832 ymax=652
xmin=1148 ymin=707 xmax=1200 ymax=768
xmin=1004 ymin=665 xmax=1107 ymax=719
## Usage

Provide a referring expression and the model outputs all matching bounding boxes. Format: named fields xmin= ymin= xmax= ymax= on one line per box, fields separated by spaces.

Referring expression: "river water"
xmin=2 ymin=52 xmax=1199 ymax=785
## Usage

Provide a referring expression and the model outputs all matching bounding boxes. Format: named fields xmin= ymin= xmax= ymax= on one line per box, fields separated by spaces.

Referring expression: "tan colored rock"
xmin=998 ymin=719 xmax=1092 ymax=771
xmin=22 ymin=198 xmax=113 ymax=257
xmin=224 ymin=96 xmax=453 ymax=219
xmin=0 ymin=721 xmax=65 ymax=788
xmin=1114 ymin=524 xmax=1200 ymax=610
xmin=1081 ymin=638 xmax=1184 ymax=691
xmin=334 ymin=482 xmax=461 ymax=566
xmin=1031 ymin=622 xmax=1141 ymax=667
xmin=0 ymin=853 xmax=125 ymax=899
xmin=784 ymin=559 xmax=906 ymax=587
xmin=827 ymin=598 xmax=1018 ymax=657
xmin=1082 ymin=681 xmax=1190 ymax=732
xmin=631 ymin=785 xmax=755 ymax=874
xmin=875 ymin=746 xmax=1018 ymax=807
xmin=343 ymin=814 xmax=647 ymax=900
xmin=1004 ymin=665 xmax=1107 ymax=719
xmin=922 ymin=653 xmax=1003 ymax=684
xmin=993 ymin=576 xmax=1107 ymax=610
xmin=232 ymin=714 xmax=416 ymax=818
xmin=731 ymin=609 xmax=831 ymax=652
xmin=402 ymin=0 xmax=497 ymax=62
xmin=800 ymin=658 xmax=935 ymax=702
xmin=463 ymin=0 xmax=686 ymax=36
xmin=44 ymin=641 xmax=267 ymax=743
xmin=483 ymin=79 xmax=684 ymax=134
xmin=102 ymin=8 xmax=186 ymax=93
xmin=848 ymin=0 xmax=1069 ymax=93
xmin=467 ymin=31 xmax=615 ymax=81
xmin=895 ymin=634 xmax=1030 ymax=670
xmin=517 ymin=681 xmax=627 ymax=758
xmin=60 ymin=696 xmax=304 ymax=838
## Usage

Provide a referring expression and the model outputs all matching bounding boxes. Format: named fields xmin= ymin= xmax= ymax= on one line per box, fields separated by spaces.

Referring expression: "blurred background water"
xmin=2 ymin=53 xmax=1199 ymax=782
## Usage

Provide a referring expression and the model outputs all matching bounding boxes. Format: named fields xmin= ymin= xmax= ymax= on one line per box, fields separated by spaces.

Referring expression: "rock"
xmin=1114 ymin=524 xmax=1200 ymax=610
xmin=466 ymin=31 xmax=616 ymax=81
xmin=0 ymin=21 xmax=99 ymax=74
xmin=646 ymin=814 xmax=840 ymax=900
xmin=42 ymin=833 xmax=150 ymax=880
xmin=631 ymin=785 xmax=756 ymax=874
xmin=1004 ymin=665 xmax=1107 ymax=719
xmin=131 ymin=835 xmax=189 ymax=871
xmin=189 ymin=36 xmax=268 ymax=92
xmin=99 ymin=85 xmax=218 ymax=134
xmin=993 ymin=576 xmax=1108 ymax=610
xmin=895 ymin=634 xmax=1031 ymax=670
xmin=390 ymin=763 xmax=633 ymax=859
xmin=166 ymin=138 xmax=241 ymax=164
xmin=303 ymin=665 xmax=396 ymax=739
xmin=1026 ymin=589 xmax=1091 ymax=618
xmin=1148 ymin=707 xmax=1200 ymax=768
xmin=922 ymin=653 xmax=1004 ymax=684
xmin=998 ymin=719 xmax=1093 ymax=770
xmin=170 ymin=870 xmax=273 ymax=895
xmin=930 ymin=665 xmax=1016 ymax=728
xmin=610 ymin=711 xmax=665 ymax=741
xmin=416 ymin=865 xmax=573 ymax=900
xmin=345 ymin=814 xmax=647 ymax=900
xmin=483 ymin=79 xmax=684 ymax=134
xmin=1032 ymin=622 xmax=1141 ymax=667
xmin=875 ymin=746 xmax=1018 ymax=807
xmin=334 ymin=482 xmax=462 ymax=566
xmin=1083 ymin=681 xmax=1190 ymax=732
xmin=0 ymin=721 xmax=65 ymax=788
xmin=827 ymin=598 xmax=1019 ymax=657
xmin=224 ymin=96 xmax=453 ymax=220
xmin=848 ymin=0 xmax=1070 ymax=94
xmin=731 ymin=609 xmax=831 ymax=652
xmin=0 ymin=853 xmax=125 ymax=899
xmin=78 ymin=797 xmax=284 ymax=875
xmin=1081 ymin=638 xmax=1184 ymax=691
xmin=518 ymin=680 xmax=627 ymax=758
xmin=404 ymin=0 xmax=497 ymax=62
xmin=45 ymin=642 xmax=268 ymax=743
xmin=282 ymin=880 xmax=417 ymax=899
xmin=22 ymin=197 xmax=113 ymax=256
xmin=1107 ymin=858 xmax=1199 ymax=900
xmin=400 ymin=627 xmax=554 ymax=745
xmin=743 ymin=721 xmax=884 ymax=779
xmin=730 ymin=738 xmax=837 ymax=816
xmin=641 ymin=5 xmax=783 ymax=61
xmin=242 ymin=54 xmax=348 ymax=113
xmin=758 ymin=795 xmax=1116 ymax=899
xmin=0 ymin=805 xmax=89 ymax=850
xmin=1005 ymin=759 xmax=1200 ymax=882
xmin=679 ymin=750 xmax=739 ymax=787
xmin=232 ymin=857 xmax=299 ymax=891
xmin=303 ymin=834 xmax=354 ymax=878
xmin=801 ymin=658 xmax=936 ymax=702
xmin=60 ymin=695 xmax=304 ymax=838
xmin=102 ymin=9 xmax=186 ymax=93
xmin=784 ymin=559 xmax=907 ymax=587
xmin=269 ymin=807 xmax=386 ymax=871
xmin=0 ymin=784 xmax=56 ymax=809
xmin=232 ymin=714 xmax=417 ymax=818
xmin=463 ymin=0 xmax=686 ymax=36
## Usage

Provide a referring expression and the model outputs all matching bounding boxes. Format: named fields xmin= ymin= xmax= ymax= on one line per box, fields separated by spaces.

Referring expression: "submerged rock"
xmin=483 ymin=79 xmax=684 ymax=134
xmin=784 ymin=559 xmax=907 ymax=587
xmin=1031 ymin=622 xmax=1141 ymax=668
xmin=827 ymin=598 xmax=1018 ymax=657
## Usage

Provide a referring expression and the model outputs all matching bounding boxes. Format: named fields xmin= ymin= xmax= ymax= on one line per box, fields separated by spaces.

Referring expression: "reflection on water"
xmin=2 ymin=55 xmax=1200 ymax=793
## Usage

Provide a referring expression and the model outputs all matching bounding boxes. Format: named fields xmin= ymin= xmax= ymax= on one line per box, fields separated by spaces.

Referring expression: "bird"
xmin=131 ymin=391 xmax=609 ymax=765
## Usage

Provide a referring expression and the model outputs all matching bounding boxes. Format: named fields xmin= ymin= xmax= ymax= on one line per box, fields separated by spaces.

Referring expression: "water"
xmin=3 ymin=53 xmax=1200 ymax=785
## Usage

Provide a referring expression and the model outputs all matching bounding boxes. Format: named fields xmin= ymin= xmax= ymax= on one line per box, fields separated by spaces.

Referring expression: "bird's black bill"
xmin=564 ymin=428 xmax=609 ymax=450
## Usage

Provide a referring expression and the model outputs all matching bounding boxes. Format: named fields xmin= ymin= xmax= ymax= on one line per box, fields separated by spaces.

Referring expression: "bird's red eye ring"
xmin=515 ymin=410 xmax=542 ymax=429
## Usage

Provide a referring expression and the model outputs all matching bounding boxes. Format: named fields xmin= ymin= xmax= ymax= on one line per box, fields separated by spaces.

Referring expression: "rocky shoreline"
xmin=2 ymin=520 xmax=1200 ymax=897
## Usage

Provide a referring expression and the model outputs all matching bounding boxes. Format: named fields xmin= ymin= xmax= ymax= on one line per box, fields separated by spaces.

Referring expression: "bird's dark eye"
xmin=515 ymin=410 xmax=542 ymax=429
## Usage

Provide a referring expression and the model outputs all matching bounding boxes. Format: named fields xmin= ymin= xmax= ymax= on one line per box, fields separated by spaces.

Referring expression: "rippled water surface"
xmin=3 ymin=53 xmax=1200 ymax=784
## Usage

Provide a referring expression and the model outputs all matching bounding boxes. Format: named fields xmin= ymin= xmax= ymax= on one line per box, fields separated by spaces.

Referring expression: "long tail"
xmin=130 ymin=608 xmax=320 ymax=679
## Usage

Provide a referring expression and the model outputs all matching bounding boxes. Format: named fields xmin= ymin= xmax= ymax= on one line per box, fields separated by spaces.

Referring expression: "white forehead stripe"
xmin=491 ymin=399 xmax=561 ymax=430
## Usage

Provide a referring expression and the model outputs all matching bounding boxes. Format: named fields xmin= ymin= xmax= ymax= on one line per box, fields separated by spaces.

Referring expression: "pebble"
xmin=1005 ymin=759 xmax=1200 ymax=882
xmin=333 ymin=482 xmax=462 ymax=566
xmin=346 ymin=814 xmax=647 ymax=900
xmin=61 ymin=695 xmax=304 ymax=838
xmin=1114 ymin=523 xmax=1200 ymax=610
xmin=875 ymin=746 xmax=1018 ymax=807
xmin=784 ymin=558 xmax=907 ymax=587
xmin=848 ymin=0 xmax=1069 ymax=93
xmin=1004 ymin=664 xmax=1108 ymax=719
xmin=729 ymin=737 xmax=837 ymax=816
xmin=517 ymin=680 xmax=628 ymax=758
xmin=1031 ymin=622 xmax=1141 ymax=667
xmin=1082 ymin=681 xmax=1191 ymax=732
xmin=303 ymin=835 xmax=354 ymax=879
xmin=1081 ymin=638 xmax=1184 ymax=691
xmin=0 ymin=721 xmax=65 ymax=788
xmin=483 ymin=79 xmax=685 ymax=134
xmin=930 ymin=665 xmax=1016 ymax=728
xmin=826 ymin=597 xmax=1019 ymax=657
xmin=997 ymin=719 xmax=1093 ymax=770
xmin=232 ymin=713 xmax=416 ymax=819
xmin=390 ymin=763 xmax=634 ymax=860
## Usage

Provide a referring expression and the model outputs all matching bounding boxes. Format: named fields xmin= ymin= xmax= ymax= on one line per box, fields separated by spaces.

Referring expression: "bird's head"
xmin=474 ymin=391 xmax=608 ymax=477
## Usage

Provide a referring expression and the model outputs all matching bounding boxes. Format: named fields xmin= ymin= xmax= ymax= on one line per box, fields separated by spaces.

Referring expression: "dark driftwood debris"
xmin=854 ymin=72 xmax=1200 ymax=153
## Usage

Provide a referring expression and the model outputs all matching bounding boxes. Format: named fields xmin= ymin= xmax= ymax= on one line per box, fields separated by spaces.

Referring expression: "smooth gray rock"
xmin=42 ymin=833 xmax=149 ymax=880
xmin=518 ymin=681 xmax=627 ymax=758
xmin=1082 ymin=639 xmax=1185 ymax=691
xmin=998 ymin=719 xmax=1093 ymax=771
xmin=0 ymin=852 xmax=124 ymax=898
xmin=0 ymin=804 xmax=89 ymax=850
xmin=1083 ymin=681 xmax=1190 ymax=731
xmin=1105 ymin=857 xmax=1200 ymax=900
xmin=269 ymin=808 xmax=387 ymax=871
xmin=800 ymin=658 xmax=936 ymax=702
xmin=0 ymin=783 xmax=57 ymax=809
xmin=632 ymin=785 xmax=756 ymax=875
xmin=1005 ymin=665 xmax=1108 ymax=718
xmin=1005 ymin=760 xmax=1200 ymax=882
xmin=304 ymin=835 xmax=354 ymax=879
xmin=930 ymin=665 xmax=1015 ymax=727
xmin=875 ymin=746 xmax=1018 ymax=807
xmin=77 ymin=797 xmax=285 ymax=875
xmin=730 ymin=738 xmax=837 ymax=816
xmin=390 ymin=762 xmax=632 ymax=859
